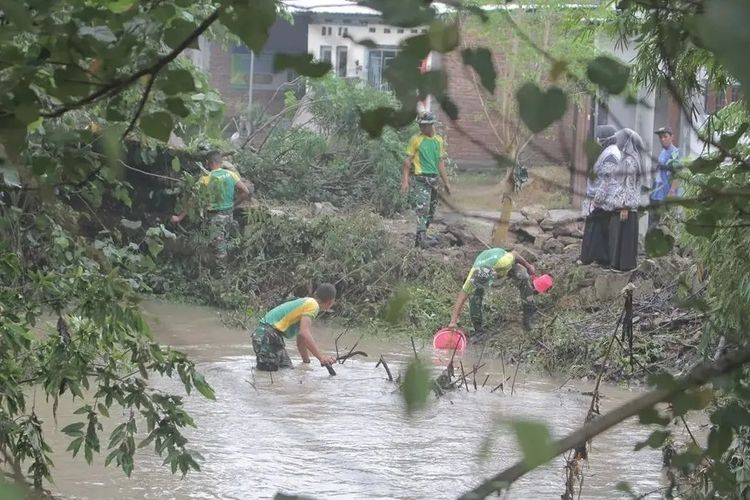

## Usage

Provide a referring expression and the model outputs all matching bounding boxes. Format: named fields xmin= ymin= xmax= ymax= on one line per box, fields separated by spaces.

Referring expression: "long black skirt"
xmin=580 ymin=208 xmax=611 ymax=266
xmin=608 ymin=210 xmax=638 ymax=271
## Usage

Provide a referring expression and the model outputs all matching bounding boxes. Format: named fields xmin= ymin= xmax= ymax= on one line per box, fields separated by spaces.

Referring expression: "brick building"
xmin=193 ymin=1 xmax=720 ymax=212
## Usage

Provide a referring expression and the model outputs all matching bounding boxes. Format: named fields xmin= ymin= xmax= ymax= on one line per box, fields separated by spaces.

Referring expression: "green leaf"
xmin=684 ymin=212 xmax=716 ymax=238
xmin=638 ymin=407 xmax=670 ymax=426
xmin=615 ymin=481 xmax=636 ymax=497
xmin=402 ymin=359 xmax=431 ymax=414
xmin=100 ymin=0 xmax=137 ymax=13
xmin=171 ymin=157 xmax=181 ymax=172
xmin=343 ymin=35 xmax=377 ymax=49
xmin=516 ymin=83 xmax=567 ymax=134
xmin=429 ymin=20 xmax=459 ymax=53
xmin=438 ymin=96 xmax=459 ymax=121
xmin=164 ymin=18 xmax=199 ymax=50
xmin=586 ymin=56 xmax=631 ymax=94
xmin=461 ymin=48 xmax=496 ymax=94
xmin=707 ymin=425 xmax=733 ymax=459
xmin=191 ymin=372 xmax=215 ymax=400
xmin=273 ymin=53 xmax=331 ymax=78
xmin=13 ymin=88 xmax=41 ymax=125
xmin=644 ymin=227 xmax=674 ymax=257
xmin=0 ymin=0 xmax=33 ymax=30
xmin=66 ymin=436 xmax=84 ymax=457
xmin=719 ymin=122 xmax=749 ymax=150
xmin=512 ymin=420 xmax=553 ymax=468
xmin=161 ymin=68 xmax=195 ymax=95
xmin=550 ymin=60 xmax=569 ymax=82
xmin=0 ymin=115 xmax=28 ymax=162
xmin=634 ymin=430 xmax=670 ymax=451
xmin=711 ymin=403 xmax=750 ymax=427
xmin=78 ymin=26 xmax=117 ymax=44
xmin=52 ymin=66 xmax=94 ymax=98
xmin=61 ymin=422 xmax=85 ymax=437
xmin=220 ymin=0 xmax=277 ymax=54
xmin=359 ymin=106 xmax=396 ymax=138
xmin=165 ymin=97 xmax=191 ymax=118
xmin=381 ymin=287 xmax=411 ymax=325
xmin=104 ymin=448 xmax=120 ymax=467
xmin=647 ymin=372 xmax=677 ymax=390
xmin=688 ymin=156 xmax=721 ymax=174
xmin=139 ymin=112 xmax=174 ymax=142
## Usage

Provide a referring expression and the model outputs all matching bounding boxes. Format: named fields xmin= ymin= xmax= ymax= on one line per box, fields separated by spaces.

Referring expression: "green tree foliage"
xmin=235 ymin=77 xmax=418 ymax=215
xmin=1 ymin=0 xmax=750 ymax=496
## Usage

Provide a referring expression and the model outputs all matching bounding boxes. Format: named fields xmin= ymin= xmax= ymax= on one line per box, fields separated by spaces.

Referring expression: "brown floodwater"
xmin=40 ymin=300 xmax=686 ymax=500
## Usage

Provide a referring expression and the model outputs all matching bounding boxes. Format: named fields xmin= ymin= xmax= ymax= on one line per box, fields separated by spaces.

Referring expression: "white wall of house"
xmin=308 ymin=15 xmax=427 ymax=84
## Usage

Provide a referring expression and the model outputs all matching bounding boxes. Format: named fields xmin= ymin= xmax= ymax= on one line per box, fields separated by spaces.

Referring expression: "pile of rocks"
xmin=510 ymin=204 xmax=584 ymax=255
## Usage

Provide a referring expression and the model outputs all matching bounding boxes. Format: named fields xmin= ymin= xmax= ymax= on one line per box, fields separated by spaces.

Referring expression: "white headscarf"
xmin=615 ymin=128 xmax=649 ymax=188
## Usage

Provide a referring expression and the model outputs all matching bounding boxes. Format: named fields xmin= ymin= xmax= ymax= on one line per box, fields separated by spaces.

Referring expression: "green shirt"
xmin=406 ymin=133 xmax=445 ymax=176
xmin=259 ymin=297 xmax=320 ymax=339
xmin=200 ymin=168 xmax=240 ymax=211
xmin=462 ymin=248 xmax=516 ymax=294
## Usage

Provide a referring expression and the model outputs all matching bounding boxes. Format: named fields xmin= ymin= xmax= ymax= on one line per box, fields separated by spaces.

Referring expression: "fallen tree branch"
xmin=376 ymin=356 xmax=393 ymax=382
xmin=459 ymin=343 xmax=750 ymax=500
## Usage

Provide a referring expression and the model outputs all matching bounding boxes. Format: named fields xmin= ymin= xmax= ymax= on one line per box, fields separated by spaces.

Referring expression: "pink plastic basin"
xmin=433 ymin=327 xmax=467 ymax=351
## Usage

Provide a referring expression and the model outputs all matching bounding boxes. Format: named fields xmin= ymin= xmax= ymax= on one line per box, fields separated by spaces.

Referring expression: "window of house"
xmin=384 ymin=28 xmax=391 ymax=33
xmin=411 ymin=29 xmax=418 ymax=34
xmin=321 ymin=26 xmax=326 ymax=36
xmin=343 ymin=27 xmax=348 ymax=35
xmin=369 ymin=27 xmax=376 ymax=33
xmin=320 ymin=46 xmax=332 ymax=64
xmin=230 ymin=47 xmax=276 ymax=88
xmin=336 ymin=46 xmax=348 ymax=77
xmin=328 ymin=27 xmax=332 ymax=35
xmin=367 ymin=48 xmax=399 ymax=91
xmin=397 ymin=29 xmax=404 ymax=34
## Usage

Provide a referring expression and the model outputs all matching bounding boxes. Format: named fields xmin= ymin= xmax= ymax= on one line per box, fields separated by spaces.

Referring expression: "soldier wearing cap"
xmin=650 ymin=126 xmax=682 ymax=228
xmin=401 ymin=112 xmax=451 ymax=248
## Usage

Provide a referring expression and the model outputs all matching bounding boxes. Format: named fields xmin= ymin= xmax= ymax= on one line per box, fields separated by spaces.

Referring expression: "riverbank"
xmin=142 ymin=199 xmax=703 ymax=384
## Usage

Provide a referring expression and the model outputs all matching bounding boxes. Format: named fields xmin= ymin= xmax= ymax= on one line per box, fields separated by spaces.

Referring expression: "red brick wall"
xmin=436 ymin=31 xmax=582 ymax=171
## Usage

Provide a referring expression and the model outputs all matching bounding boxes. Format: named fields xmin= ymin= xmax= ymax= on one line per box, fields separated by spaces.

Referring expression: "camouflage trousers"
xmin=469 ymin=264 xmax=535 ymax=334
xmin=252 ymin=324 xmax=293 ymax=372
xmin=410 ymin=176 xmax=438 ymax=233
xmin=207 ymin=210 xmax=235 ymax=260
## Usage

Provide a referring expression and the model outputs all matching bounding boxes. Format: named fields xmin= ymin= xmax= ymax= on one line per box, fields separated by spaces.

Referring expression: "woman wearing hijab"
xmin=592 ymin=127 xmax=646 ymax=271
xmin=580 ymin=125 xmax=621 ymax=266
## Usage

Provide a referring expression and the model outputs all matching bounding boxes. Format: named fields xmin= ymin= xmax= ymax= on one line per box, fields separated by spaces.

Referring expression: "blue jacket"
xmin=650 ymin=145 xmax=681 ymax=201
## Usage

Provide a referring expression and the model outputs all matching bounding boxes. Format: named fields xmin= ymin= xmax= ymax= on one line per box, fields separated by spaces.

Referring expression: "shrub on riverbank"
xmin=148 ymin=207 xmax=464 ymax=333
xmin=233 ymin=77 xmax=417 ymax=216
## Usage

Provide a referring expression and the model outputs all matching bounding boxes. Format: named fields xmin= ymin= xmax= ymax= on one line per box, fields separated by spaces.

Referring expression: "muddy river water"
xmin=42 ymin=301 xmax=681 ymax=499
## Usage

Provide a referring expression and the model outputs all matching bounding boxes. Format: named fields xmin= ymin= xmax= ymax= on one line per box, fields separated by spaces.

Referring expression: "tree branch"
xmin=41 ymin=8 xmax=222 ymax=119
xmin=459 ymin=343 xmax=750 ymax=500
xmin=121 ymin=73 xmax=156 ymax=139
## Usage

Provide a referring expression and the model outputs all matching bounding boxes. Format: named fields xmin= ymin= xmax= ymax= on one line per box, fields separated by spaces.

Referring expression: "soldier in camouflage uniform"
xmin=448 ymin=248 xmax=540 ymax=336
xmin=171 ymin=151 xmax=250 ymax=260
xmin=401 ymin=112 xmax=452 ymax=248
xmin=252 ymin=284 xmax=337 ymax=372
